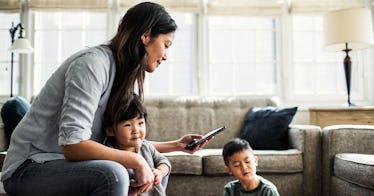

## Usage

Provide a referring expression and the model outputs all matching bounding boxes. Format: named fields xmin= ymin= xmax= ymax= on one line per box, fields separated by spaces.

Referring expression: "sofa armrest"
xmin=289 ymin=124 xmax=322 ymax=196
xmin=322 ymin=125 xmax=374 ymax=196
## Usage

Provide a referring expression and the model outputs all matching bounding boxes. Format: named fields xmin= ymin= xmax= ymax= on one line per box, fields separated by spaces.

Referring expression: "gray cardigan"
xmin=2 ymin=45 xmax=116 ymax=181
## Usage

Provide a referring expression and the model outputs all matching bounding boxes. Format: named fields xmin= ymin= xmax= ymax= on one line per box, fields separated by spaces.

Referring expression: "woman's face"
xmin=142 ymin=31 xmax=174 ymax=73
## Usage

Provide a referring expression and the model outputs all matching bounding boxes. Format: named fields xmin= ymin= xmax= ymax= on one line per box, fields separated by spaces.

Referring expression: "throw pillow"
xmin=1 ymin=96 xmax=30 ymax=148
xmin=239 ymin=106 xmax=298 ymax=150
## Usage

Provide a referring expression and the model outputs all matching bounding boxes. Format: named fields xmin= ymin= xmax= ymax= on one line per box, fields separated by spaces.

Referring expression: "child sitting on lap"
xmin=103 ymin=94 xmax=170 ymax=196
xmin=222 ymin=138 xmax=279 ymax=196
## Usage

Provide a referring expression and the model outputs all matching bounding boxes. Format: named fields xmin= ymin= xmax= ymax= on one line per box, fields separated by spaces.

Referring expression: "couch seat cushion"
xmin=255 ymin=149 xmax=303 ymax=173
xmin=163 ymin=151 xmax=202 ymax=175
xmin=196 ymin=149 xmax=303 ymax=175
xmin=334 ymin=153 xmax=374 ymax=189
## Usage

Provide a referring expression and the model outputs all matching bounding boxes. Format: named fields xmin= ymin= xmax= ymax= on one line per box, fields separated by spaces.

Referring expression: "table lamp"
xmin=8 ymin=22 xmax=34 ymax=97
xmin=323 ymin=7 xmax=374 ymax=106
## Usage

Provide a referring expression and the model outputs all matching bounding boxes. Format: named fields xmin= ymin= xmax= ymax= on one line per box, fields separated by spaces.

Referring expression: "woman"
xmin=1 ymin=2 xmax=204 ymax=196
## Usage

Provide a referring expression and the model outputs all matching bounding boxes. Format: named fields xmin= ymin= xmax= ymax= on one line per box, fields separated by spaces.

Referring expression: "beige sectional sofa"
xmin=144 ymin=96 xmax=322 ymax=196
xmin=322 ymin=125 xmax=374 ymax=196
xmin=0 ymin=96 xmax=324 ymax=195
xmin=2 ymin=97 xmax=374 ymax=196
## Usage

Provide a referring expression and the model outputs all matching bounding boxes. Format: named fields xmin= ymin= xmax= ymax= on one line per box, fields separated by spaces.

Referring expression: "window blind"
xmin=206 ymin=0 xmax=284 ymax=16
xmin=119 ymin=0 xmax=200 ymax=13
xmin=290 ymin=0 xmax=368 ymax=13
xmin=1 ymin=0 xmax=368 ymax=14
xmin=27 ymin=0 xmax=111 ymax=11
xmin=0 ymin=0 xmax=21 ymax=12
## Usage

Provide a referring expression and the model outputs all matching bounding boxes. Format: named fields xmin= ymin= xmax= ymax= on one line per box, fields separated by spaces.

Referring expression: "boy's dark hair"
xmin=222 ymin=138 xmax=254 ymax=166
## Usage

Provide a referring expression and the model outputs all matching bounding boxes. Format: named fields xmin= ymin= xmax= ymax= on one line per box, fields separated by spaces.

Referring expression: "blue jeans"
xmin=4 ymin=159 xmax=130 ymax=196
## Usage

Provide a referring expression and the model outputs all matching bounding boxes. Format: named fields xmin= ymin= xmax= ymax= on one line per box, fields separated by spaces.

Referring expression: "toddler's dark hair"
xmin=118 ymin=93 xmax=147 ymax=123
xmin=222 ymin=138 xmax=253 ymax=166
xmin=102 ymin=93 xmax=147 ymax=146
xmin=103 ymin=93 xmax=147 ymax=131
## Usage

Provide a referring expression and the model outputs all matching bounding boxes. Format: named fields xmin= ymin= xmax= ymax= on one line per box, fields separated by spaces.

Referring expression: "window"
xmin=207 ymin=16 xmax=277 ymax=95
xmin=145 ymin=12 xmax=196 ymax=96
xmin=0 ymin=13 xmax=19 ymax=97
xmin=291 ymin=15 xmax=365 ymax=102
xmin=33 ymin=11 xmax=108 ymax=95
xmin=32 ymin=11 xmax=196 ymax=97
xmin=2 ymin=0 xmax=372 ymax=106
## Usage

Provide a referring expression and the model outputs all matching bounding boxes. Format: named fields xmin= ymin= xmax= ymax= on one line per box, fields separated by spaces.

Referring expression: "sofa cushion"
xmin=239 ymin=106 xmax=298 ymax=150
xmin=163 ymin=152 xmax=202 ymax=175
xmin=194 ymin=149 xmax=303 ymax=175
xmin=254 ymin=149 xmax=303 ymax=173
xmin=334 ymin=153 xmax=374 ymax=189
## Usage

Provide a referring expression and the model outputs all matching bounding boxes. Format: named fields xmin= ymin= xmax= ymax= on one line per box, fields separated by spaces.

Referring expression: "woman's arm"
xmin=150 ymin=134 xmax=208 ymax=154
xmin=62 ymin=140 xmax=144 ymax=167
xmin=62 ymin=140 xmax=154 ymax=193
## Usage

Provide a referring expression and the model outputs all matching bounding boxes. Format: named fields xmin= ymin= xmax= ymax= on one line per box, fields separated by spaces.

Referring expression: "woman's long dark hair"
xmin=106 ymin=2 xmax=177 ymax=127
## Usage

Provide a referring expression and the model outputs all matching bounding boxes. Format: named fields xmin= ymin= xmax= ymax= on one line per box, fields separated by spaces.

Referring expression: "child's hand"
xmin=152 ymin=168 xmax=163 ymax=185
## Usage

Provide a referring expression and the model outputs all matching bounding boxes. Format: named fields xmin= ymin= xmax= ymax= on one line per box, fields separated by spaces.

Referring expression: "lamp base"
xmin=344 ymin=101 xmax=356 ymax=107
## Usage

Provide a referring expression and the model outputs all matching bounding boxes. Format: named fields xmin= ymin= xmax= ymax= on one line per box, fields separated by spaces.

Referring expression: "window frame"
xmin=0 ymin=2 xmax=373 ymax=108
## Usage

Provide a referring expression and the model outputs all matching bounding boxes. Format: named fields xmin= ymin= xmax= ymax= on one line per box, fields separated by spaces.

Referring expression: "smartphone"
xmin=184 ymin=125 xmax=227 ymax=150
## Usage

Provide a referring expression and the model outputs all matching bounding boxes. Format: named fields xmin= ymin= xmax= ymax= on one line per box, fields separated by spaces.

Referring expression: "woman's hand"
xmin=178 ymin=134 xmax=212 ymax=154
xmin=152 ymin=134 xmax=214 ymax=154
xmin=129 ymin=156 xmax=154 ymax=195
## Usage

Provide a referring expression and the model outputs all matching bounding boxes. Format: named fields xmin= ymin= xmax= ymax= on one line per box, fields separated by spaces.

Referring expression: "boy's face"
xmin=225 ymin=149 xmax=258 ymax=182
xmin=110 ymin=115 xmax=146 ymax=151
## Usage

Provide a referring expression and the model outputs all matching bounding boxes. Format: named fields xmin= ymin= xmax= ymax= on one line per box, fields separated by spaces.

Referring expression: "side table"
xmin=309 ymin=106 xmax=374 ymax=128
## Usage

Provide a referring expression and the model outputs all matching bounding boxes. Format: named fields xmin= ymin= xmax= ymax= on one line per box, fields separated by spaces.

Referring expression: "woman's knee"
xmin=94 ymin=160 xmax=129 ymax=184
xmin=90 ymin=160 xmax=130 ymax=195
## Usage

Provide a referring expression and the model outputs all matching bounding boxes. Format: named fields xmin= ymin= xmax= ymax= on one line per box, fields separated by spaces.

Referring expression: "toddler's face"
xmin=225 ymin=149 xmax=258 ymax=182
xmin=114 ymin=115 xmax=146 ymax=151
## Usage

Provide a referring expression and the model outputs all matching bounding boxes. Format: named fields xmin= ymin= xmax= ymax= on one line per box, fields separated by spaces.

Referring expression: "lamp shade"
xmin=9 ymin=37 xmax=34 ymax=53
xmin=323 ymin=7 xmax=374 ymax=51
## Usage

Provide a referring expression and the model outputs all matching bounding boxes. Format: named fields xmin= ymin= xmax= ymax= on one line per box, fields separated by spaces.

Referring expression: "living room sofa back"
xmin=144 ymin=96 xmax=278 ymax=147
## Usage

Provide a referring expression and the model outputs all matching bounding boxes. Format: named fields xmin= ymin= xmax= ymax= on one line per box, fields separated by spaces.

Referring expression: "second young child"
xmin=222 ymin=138 xmax=279 ymax=196
xmin=103 ymin=94 xmax=171 ymax=196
